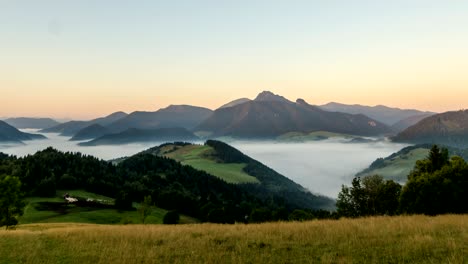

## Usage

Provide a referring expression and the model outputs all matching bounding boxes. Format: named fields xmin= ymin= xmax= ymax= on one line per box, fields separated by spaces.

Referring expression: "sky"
xmin=1 ymin=1 xmax=468 ymax=120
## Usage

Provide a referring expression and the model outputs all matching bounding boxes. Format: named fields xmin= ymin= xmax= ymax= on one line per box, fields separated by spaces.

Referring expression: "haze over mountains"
xmin=319 ymin=102 xmax=435 ymax=130
xmin=4 ymin=117 xmax=60 ymax=129
xmin=40 ymin=112 xmax=128 ymax=136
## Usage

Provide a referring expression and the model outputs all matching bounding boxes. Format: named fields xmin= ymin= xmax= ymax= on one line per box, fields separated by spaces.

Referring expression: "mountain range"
xmin=12 ymin=90 xmax=468 ymax=146
xmin=3 ymin=117 xmax=60 ymax=129
xmin=196 ymin=91 xmax=392 ymax=138
xmin=79 ymin=127 xmax=199 ymax=146
xmin=319 ymin=102 xmax=435 ymax=128
xmin=0 ymin=120 xmax=46 ymax=143
xmin=41 ymin=112 xmax=128 ymax=136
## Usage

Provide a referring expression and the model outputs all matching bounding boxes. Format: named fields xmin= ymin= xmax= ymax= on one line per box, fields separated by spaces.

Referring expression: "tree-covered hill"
xmin=143 ymin=140 xmax=335 ymax=210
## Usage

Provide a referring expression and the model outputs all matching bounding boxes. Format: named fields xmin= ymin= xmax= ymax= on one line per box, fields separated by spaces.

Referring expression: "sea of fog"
xmin=0 ymin=130 xmax=407 ymax=198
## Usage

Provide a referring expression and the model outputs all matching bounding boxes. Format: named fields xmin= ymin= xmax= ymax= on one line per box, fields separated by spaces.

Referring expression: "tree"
xmin=0 ymin=175 xmax=26 ymax=229
xmin=163 ymin=210 xmax=180 ymax=225
xmin=115 ymin=191 xmax=133 ymax=211
xmin=337 ymin=175 xmax=401 ymax=217
xmin=400 ymin=151 xmax=468 ymax=215
xmin=138 ymin=195 xmax=152 ymax=224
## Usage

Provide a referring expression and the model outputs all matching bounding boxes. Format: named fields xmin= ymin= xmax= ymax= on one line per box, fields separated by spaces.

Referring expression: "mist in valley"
xmin=0 ymin=130 xmax=407 ymax=198
xmin=231 ymin=140 xmax=407 ymax=198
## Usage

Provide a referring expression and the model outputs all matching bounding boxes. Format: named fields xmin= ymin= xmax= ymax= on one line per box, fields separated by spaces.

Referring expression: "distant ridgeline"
xmin=0 ymin=140 xmax=334 ymax=224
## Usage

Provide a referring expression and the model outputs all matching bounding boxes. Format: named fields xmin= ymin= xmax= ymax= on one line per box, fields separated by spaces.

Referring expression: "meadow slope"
xmin=1 ymin=215 xmax=466 ymax=264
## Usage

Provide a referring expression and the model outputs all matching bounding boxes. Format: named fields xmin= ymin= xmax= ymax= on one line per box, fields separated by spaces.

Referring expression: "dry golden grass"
xmin=1 ymin=215 xmax=467 ymax=264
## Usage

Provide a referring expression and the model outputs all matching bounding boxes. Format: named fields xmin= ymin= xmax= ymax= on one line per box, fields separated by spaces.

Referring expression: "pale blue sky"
xmin=1 ymin=1 xmax=468 ymax=118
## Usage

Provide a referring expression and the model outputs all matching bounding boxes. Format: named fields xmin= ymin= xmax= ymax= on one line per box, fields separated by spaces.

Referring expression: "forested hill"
xmin=143 ymin=140 xmax=334 ymax=210
xmin=0 ymin=146 xmax=332 ymax=223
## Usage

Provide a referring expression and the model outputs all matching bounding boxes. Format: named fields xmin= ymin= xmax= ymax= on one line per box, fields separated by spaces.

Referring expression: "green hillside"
xmin=149 ymin=144 xmax=259 ymax=184
xmin=144 ymin=141 xmax=335 ymax=210
xmin=19 ymin=190 xmax=197 ymax=225
xmin=357 ymin=147 xmax=429 ymax=182
xmin=357 ymin=144 xmax=468 ymax=182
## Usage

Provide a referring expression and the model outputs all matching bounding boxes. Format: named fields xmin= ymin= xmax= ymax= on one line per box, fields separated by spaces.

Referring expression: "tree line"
xmin=337 ymin=145 xmax=468 ymax=217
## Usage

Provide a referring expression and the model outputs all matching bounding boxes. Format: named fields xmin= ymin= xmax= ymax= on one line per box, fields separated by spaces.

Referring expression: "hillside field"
xmin=157 ymin=144 xmax=259 ymax=184
xmin=358 ymin=147 xmax=429 ymax=182
xmin=19 ymin=190 xmax=198 ymax=225
xmin=1 ymin=215 xmax=466 ymax=264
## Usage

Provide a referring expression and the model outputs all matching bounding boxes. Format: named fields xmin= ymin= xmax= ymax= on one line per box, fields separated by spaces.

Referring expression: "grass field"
xmin=19 ymin=190 xmax=198 ymax=225
xmin=1 ymin=215 xmax=466 ymax=263
xmin=161 ymin=144 xmax=259 ymax=184
xmin=358 ymin=148 xmax=429 ymax=182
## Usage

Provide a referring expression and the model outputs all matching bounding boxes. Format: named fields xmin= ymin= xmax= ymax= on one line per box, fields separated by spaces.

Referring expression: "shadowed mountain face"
xmin=391 ymin=113 xmax=435 ymax=132
xmin=70 ymin=124 xmax=110 ymax=141
xmin=196 ymin=92 xmax=392 ymax=138
xmin=4 ymin=117 xmax=60 ymax=129
xmin=218 ymin=98 xmax=251 ymax=109
xmin=106 ymin=105 xmax=213 ymax=133
xmin=319 ymin=102 xmax=435 ymax=126
xmin=41 ymin=112 xmax=128 ymax=136
xmin=0 ymin=120 xmax=46 ymax=143
xmin=393 ymin=110 xmax=468 ymax=148
xmin=79 ymin=127 xmax=199 ymax=146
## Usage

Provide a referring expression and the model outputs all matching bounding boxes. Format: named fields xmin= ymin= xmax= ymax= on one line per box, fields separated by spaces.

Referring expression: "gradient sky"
xmin=1 ymin=1 xmax=468 ymax=120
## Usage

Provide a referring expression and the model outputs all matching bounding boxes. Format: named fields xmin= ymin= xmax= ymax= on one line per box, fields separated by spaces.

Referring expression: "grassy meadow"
xmin=358 ymin=148 xmax=429 ymax=182
xmin=19 ymin=190 xmax=198 ymax=225
xmin=160 ymin=144 xmax=259 ymax=184
xmin=1 ymin=214 xmax=466 ymax=264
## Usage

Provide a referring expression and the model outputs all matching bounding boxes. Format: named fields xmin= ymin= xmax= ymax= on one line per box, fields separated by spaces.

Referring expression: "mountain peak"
xmin=254 ymin=91 xmax=291 ymax=103
xmin=296 ymin=98 xmax=309 ymax=106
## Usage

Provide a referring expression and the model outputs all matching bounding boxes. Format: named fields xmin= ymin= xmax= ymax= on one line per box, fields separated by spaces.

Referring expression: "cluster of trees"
xmin=337 ymin=145 xmax=468 ymax=217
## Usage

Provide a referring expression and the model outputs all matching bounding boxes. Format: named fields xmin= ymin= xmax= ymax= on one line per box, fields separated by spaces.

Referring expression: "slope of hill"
xmin=40 ymin=112 xmax=127 ymax=136
xmin=70 ymin=124 xmax=110 ymax=141
xmin=391 ymin=113 xmax=435 ymax=132
xmin=79 ymin=127 xmax=199 ymax=146
xmin=196 ymin=92 xmax=392 ymax=138
xmin=320 ymin=102 xmax=435 ymax=126
xmin=143 ymin=140 xmax=334 ymax=210
xmin=392 ymin=110 xmax=468 ymax=148
xmin=0 ymin=120 xmax=46 ymax=143
xmin=356 ymin=144 xmax=468 ymax=182
xmin=218 ymin=98 xmax=251 ymax=109
xmin=107 ymin=105 xmax=213 ymax=133
xmin=4 ymin=117 xmax=60 ymax=129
